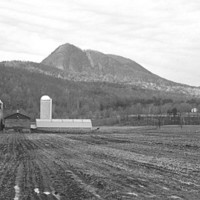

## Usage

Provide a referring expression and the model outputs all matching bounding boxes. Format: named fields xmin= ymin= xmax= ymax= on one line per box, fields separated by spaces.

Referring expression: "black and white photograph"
xmin=0 ymin=0 xmax=200 ymax=199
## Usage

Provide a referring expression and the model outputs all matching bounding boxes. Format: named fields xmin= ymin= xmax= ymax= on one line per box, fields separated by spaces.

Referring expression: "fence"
xmin=92 ymin=113 xmax=200 ymax=126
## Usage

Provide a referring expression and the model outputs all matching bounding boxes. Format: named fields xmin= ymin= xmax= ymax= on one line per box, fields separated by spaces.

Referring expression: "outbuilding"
xmin=4 ymin=111 xmax=31 ymax=132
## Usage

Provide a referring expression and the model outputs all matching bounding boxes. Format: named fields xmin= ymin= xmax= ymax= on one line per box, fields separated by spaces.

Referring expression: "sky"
xmin=0 ymin=0 xmax=200 ymax=86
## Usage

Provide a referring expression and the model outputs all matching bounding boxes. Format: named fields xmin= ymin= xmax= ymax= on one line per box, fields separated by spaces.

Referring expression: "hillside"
xmin=1 ymin=62 xmax=199 ymax=121
xmin=41 ymin=43 xmax=166 ymax=86
xmin=41 ymin=43 xmax=200 ymax=96
xmin=2 ymin=43 xmax=200 ymax=97
xmin=1 ymin=43 xmax=200 ymax=121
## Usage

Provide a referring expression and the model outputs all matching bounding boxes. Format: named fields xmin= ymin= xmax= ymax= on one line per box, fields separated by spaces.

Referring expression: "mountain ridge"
xmin=41 ymin=43 xmax=200 ymax=96
xmin=1 ymin=43 xmax=200 ymax=120
xmin=1 ymin=43 xmax=200 ymax=97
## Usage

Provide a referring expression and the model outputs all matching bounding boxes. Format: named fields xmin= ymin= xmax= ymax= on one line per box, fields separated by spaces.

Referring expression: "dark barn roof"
xmin=5 ymin=112 xmax=30 ymax=120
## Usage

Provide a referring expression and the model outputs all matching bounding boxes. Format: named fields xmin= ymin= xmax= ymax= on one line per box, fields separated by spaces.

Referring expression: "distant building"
xmin=36 ymin=119 xmax=92 ymax=131
xmin=4 ymin=111 xmax=31 ymax=132
xmin=40 ymin=95 xmax=52 ymax=120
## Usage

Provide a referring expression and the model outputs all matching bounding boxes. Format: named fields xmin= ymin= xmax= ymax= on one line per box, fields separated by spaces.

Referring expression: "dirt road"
xmin=0 ymin=126 xmax=199 ymax=199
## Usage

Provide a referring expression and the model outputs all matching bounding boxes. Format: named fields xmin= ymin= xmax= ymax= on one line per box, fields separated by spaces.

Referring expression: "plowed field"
xmin=0 ymin=126 xmax=200 ymax=199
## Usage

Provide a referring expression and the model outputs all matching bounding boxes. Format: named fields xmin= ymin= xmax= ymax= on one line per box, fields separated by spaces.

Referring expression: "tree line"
xmin=0 ymin=63 xmax=199 ymax=122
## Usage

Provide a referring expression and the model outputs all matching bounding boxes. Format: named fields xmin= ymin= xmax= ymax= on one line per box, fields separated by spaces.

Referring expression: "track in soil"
xmin=0 ymin=126 xmax=200 ymax=199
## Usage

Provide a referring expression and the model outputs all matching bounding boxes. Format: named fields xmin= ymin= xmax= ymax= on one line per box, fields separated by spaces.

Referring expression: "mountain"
xmin=41 ymin=43 xmax=161 ymax=85
xmin=41 ymin=43 xmax=200 ymax=96
xmin=1 ymin=43 xmax=200 ymax=97
xmin=1 ymin=62 xmax=190 ymax=121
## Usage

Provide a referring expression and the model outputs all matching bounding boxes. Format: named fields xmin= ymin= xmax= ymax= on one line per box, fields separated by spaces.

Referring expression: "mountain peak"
xmin=40 ymin=43 xmax=200 ymax=96
xmin=57 ymin=43 xmax=80 ymax=50
xmin=42 ymin=43 xmax=86 ymax=71
xmin=41 ymin=43 xmax=153 ymax=80
xmin=50 ymin=43 xmax=82 ymax=55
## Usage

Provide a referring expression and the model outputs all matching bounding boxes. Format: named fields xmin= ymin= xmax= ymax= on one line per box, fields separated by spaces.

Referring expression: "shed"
xmin=4 ymin=112 xmax=31 ymax=132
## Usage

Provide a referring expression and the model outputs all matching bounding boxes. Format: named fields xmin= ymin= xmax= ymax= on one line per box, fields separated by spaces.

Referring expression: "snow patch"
xmin=44 ymin=191 xmax=51 ymax=195
xmin=162 ymin=186 xmax=169 ymax=190
xmin=139 ymin=184 xmax=144 ymax=188
xmin=34 ymin=188 xmax=59 ymax=197
xmin=127 ymin=192 xmax=138 ymax=196
xmin=170 ymin=195 xmax=183 ymax=199
xmin=14 ymin=185 xmax=20 ymax=200
xmin=34 ymin=188 xmax=40 ymax=194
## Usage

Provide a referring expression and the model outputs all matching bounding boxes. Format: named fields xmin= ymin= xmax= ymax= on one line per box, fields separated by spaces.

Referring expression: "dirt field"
xmin=0 ymin=126 xmax=200 ymax=200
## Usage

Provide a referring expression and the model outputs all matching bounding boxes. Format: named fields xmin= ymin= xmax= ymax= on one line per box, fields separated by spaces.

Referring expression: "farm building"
xmin=4 ymin=111 xmax=31 ymax=132
xmin=35 ymin=95 xmax=92 ymax=130
xmin=40 ymin=95 xmax=52 ymax=120
xmin=36 ymin=119 xmax=92 ymax=130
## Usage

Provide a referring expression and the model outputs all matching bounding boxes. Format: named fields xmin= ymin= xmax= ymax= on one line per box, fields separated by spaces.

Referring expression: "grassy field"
xmin=0 ymin=126 xmax=200 ymax=199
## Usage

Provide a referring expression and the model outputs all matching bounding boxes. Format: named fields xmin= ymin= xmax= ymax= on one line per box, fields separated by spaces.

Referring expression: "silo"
xmin=40 ymin=95 xmax=52 ymax=120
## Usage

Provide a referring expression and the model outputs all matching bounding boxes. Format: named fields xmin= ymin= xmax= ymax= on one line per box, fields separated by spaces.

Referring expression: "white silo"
xmin=40 ymin=95 xmax=52 ymax=120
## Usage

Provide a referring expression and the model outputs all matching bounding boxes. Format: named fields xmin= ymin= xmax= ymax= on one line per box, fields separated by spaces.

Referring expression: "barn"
xmin=35 ymin=95 xmax=92 ymax=131
xmin=4 ymin=111 xmax=31 ymax=132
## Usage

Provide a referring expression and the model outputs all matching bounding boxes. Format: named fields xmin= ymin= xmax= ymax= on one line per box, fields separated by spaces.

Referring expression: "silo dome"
xmin=40 ymin=95 xmax=52 ymax=120
xmin=41 ymin=95 xmax=51 ymax=101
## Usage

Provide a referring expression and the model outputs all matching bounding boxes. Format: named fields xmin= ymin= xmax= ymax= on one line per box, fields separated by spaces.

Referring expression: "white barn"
xmin=36 ymin=119 xmax=92 ymax=130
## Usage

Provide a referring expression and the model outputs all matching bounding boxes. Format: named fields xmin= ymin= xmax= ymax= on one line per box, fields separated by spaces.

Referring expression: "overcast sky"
xmin=0 ymin=0 xmax=200 ymax=86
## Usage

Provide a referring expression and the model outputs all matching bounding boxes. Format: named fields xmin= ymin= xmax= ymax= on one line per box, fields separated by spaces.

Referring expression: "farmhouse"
xmin=4 ymin=111 xmax=31 ymax=132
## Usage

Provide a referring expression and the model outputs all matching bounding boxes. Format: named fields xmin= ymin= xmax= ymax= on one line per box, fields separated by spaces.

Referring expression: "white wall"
xmin=36 ymin=119 xmax=92 ymax=129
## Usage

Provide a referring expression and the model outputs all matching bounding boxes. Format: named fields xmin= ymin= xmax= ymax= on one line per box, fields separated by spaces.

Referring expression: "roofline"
xmin=4 ymin=112 xmax=31 ymax=120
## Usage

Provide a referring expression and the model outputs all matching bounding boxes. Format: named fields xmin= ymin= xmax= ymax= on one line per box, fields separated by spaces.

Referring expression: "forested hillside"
xmin=0 ymin=63 xmax=200 ymax=121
